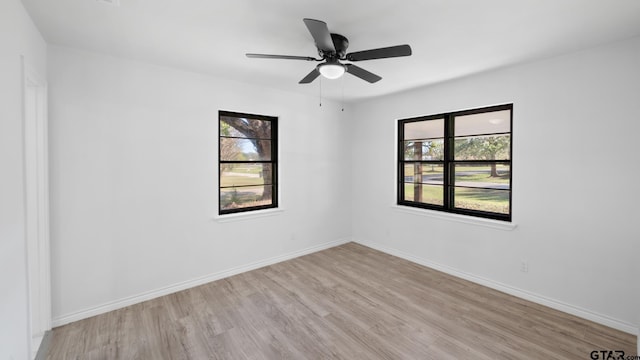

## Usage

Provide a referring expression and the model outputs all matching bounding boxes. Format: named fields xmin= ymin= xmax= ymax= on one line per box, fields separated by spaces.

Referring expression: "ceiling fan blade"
xmin=299 ymin=68 xmax=321 ymax=84
xmin=345 ymin=64 xmax=382 ymax=83
xmin=246 ymin=53 xmax=317 ymax=61
xmin=303 ymin=18 xmax=336 ymax=53
xmin=346 ymin=44 xmax=412 ymax=61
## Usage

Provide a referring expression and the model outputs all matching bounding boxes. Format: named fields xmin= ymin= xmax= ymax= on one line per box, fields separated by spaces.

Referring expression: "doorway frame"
xmin=22 ymin=56 xmax=51 ymax=359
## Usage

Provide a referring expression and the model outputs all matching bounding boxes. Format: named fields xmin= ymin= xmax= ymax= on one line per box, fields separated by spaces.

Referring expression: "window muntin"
xmin=398 ymin=104 xmax=512 ymax=221
xmin=219 ymin=111 xmax=277 ymax=214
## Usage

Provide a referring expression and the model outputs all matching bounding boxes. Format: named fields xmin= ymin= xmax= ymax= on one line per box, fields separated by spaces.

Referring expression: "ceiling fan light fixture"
xmin=318 ymin=63 xmax=345 ymax=79
xmin=246 ymin=18 xmax=412 ymax=84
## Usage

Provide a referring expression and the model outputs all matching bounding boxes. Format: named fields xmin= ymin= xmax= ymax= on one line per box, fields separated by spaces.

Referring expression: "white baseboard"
xmin=355 ymin=239 xmax=639 ymax=336
xmin=52 ymin=237 xmax=351 ymax=327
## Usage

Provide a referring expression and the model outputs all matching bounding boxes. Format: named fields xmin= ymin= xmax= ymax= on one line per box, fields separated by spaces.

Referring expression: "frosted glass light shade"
xmin=319 ymin=63 xmax=345 ymax=79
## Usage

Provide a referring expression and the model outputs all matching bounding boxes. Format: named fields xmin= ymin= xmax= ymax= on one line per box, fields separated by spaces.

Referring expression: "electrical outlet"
xmin=520 ymin=260 xmax=529 ymax=273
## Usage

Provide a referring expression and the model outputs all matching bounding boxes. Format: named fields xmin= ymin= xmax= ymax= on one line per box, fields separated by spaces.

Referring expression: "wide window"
xmin=398 ymin=104 xmax=512 ymax=221
xmin=219 ymin=111 xmax=277 ymax=214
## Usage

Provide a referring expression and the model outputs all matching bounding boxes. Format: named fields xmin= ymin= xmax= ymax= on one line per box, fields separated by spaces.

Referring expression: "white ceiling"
xmin=21 ymin=0 xmax=640 ymax=102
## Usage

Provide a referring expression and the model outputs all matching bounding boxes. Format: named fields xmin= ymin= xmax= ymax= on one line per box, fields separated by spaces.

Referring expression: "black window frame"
xmin=218 ymin=110 xmax=278 ymax=215
xmin=397 ymin=104 xmax=513 ymax=222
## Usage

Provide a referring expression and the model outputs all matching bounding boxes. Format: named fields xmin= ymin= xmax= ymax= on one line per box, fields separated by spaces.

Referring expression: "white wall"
xmin=47 ymin=46 xmax=352 ymax=323
xmin=351 ymin=36 xmax=640 ymax=332
xmin=0 ymin=0 xmax=47 ymax=359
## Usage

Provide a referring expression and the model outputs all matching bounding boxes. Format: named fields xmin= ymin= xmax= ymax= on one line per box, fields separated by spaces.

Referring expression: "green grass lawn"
xmin=232 ymin=165 xmax=262 ymax=174
xmin=403 ymin=184 xmax=444 ymax=205
xmin=220 ymin=175 xmax=264 ymax=187
xmin=220 ymin=165 xmax=270 ymax=209
xmin=455 ymin=188 xmax=509 ymax=214
xmin=220 ymin=185 xmax=270 ymax=209
xmin=455 ymin=172 xmax=510 ymax=184
xmin=403 ymin=183 xmax=509 ymax=214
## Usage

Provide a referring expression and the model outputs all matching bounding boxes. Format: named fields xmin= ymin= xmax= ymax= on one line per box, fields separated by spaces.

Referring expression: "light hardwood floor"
xmin=47 ymin=243 xmax=636 ymax=359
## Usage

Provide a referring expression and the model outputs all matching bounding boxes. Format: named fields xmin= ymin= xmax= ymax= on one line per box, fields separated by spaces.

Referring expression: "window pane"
xmin=454 ymin=134 xmax=510 ymax=160
xmin=403 ymin=163 xmax=414 ymax=179
xmin=404 ymin=163 xmax=444 ymax=184
xmin=220 ymin=163 xmax=272 ymax=187
xmin=404 ymin=118 xmax=444 ymax=140
xmin=220 ymin=138 xmax=271 ymax=161
xmin=403 ymin=139 xmax=444 ymax=160
xmin=220 ymin=117 xmax=272 ymax=139
xmin=454 ymin=163 xmax=510 ymax=189
xmin=455 ymin=109 xmax=510 ymax=136
xmin=454 ymin=187 xmax=509 ymax=214
xmin=220 ymin=185 xmax=273 ymax=210
xmin=403 ymin=183 xmax=443 ymax=205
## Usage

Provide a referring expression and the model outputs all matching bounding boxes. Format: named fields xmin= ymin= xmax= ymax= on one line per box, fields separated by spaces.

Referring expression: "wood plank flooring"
xmin=46 ymin=243 xmax=637 ymax=359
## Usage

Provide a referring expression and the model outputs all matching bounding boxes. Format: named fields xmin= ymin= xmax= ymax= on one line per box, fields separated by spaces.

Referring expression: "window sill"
xmin=213 ymin=208 xmax=284 ymax=223
xmin=391 ymin=205 xmax=517 ymax=231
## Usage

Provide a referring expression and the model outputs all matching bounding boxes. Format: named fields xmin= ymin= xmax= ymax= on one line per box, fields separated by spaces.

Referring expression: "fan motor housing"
xmin=328 ymin=33 xmax=349 ymax=59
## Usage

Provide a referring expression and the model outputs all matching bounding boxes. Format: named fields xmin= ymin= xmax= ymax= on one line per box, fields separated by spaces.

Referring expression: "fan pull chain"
xmin=341 ymin=76 xmax=345 ymax=112
xmin=319 ymin=77 xmax=322 ymax=107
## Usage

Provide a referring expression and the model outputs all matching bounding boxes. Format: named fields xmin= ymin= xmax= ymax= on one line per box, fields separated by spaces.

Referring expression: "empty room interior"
xmin=3 ymin=0 xmax=640 ymax=358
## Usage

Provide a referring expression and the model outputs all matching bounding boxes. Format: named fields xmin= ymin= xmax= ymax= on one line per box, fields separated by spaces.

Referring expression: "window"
xmin=219 ymin=111 xmax=278 ymax=214
xmin=398 ymin=104 xmax=512 ymax=221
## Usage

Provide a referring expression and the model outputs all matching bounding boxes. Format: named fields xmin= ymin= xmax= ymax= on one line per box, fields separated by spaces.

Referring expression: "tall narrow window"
xmin=219 ymin=111 xmax=277 ymax=215
xmin=398 ymin=104 xmax=512 ymax=221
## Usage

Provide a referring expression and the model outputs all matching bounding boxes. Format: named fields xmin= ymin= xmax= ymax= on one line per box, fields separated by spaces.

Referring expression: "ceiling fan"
xmin=246 ymin=18 xmax=412 ymax=84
